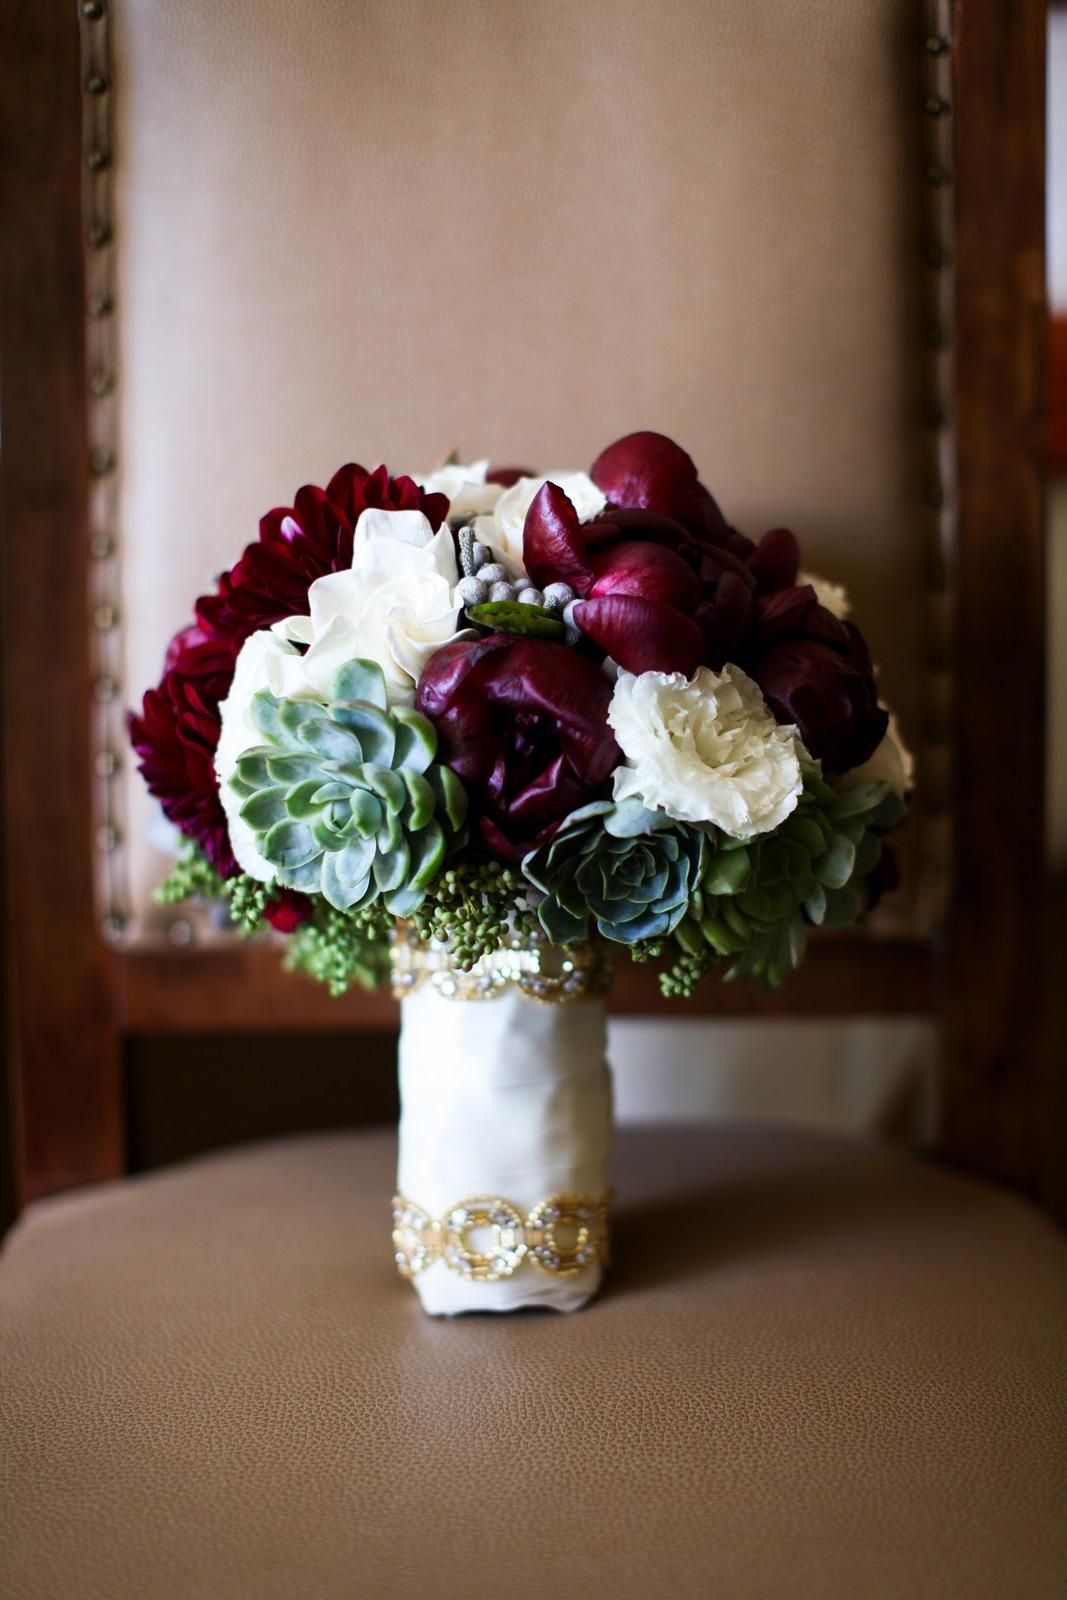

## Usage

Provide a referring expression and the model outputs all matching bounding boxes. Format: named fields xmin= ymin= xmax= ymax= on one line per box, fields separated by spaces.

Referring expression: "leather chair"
xmin=1 ymin=1 xmax=1063 ymax=1595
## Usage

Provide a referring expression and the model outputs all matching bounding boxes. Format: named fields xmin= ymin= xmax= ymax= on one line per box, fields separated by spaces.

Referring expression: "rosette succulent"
xmin=522 ymin=798 xmax=708 ymax=945
xmin=671 ymin=769 xmax=904 ymax=988
xmin=227 ymin=659 xmax=467 ymax=915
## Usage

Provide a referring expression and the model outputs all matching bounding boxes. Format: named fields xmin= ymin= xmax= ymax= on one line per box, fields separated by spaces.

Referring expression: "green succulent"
xmin=671 ymin=770 xmax=904 ymax=988
xmin=522 ymin=797 xmax=709 ymax=946
xmin=227 ymin=659 xmax=467 ymax=916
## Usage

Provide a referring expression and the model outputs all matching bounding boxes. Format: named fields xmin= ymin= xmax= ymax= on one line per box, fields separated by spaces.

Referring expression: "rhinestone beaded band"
xmin=392 ymin=1193 xmax=612 ymax=1282
xmin=390 ymin=925 xmax=613 ymax=1004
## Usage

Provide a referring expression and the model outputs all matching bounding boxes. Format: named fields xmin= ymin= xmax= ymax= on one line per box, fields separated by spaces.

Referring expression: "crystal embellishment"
xmin=391 ymin=1191 xmax=612 ymax=1284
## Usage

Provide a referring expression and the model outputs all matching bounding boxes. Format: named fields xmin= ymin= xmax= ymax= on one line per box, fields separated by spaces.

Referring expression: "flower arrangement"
xmin=131 ymin=432 xmax=909 ymax=996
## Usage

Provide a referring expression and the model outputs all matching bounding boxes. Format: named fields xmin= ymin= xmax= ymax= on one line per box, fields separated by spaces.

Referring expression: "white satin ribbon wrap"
xmin=397 ymin=984 xmax=612 ymax=1315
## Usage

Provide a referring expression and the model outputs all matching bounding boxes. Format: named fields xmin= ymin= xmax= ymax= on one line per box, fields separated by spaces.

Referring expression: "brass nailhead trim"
xmin=81 ymin=0 xmax=132 ymax=944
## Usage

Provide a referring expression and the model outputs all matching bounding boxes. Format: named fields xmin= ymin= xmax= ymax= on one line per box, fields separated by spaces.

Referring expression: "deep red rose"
xmin=523 ymin=481 xmax=705 ymax=675
xmin=590 ymin=430 xmax=731 ymax=545
xmin=264 ymin=889 xmax=312 ymax=932
xmin=196 ymin=463 xmax=448 ymax=649
xmin=414 ymin=634 xmax=619 ymax=861
xmin=127 ymin=625 xmax=238 ymax=875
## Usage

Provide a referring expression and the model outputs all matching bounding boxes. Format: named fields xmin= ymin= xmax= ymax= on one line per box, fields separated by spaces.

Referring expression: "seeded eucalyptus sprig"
xmin=285 ymin=900 xmax=395 ymax=995
xmin=412 ymin=861 xmax=540 ymax=970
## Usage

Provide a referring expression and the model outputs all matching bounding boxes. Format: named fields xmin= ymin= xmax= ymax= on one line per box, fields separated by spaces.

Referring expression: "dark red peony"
xmin=523 ymin=481 xmax=707 ymax=676
xmin=590 ymin=430 xmax=731 ymax=544
xmin=414 ymin=634 xmax=620 ymax=861
xmin=196 ymin=463 xmax=448 ymax=650
xmin=743 ymin=584 xmax=888 ymax=771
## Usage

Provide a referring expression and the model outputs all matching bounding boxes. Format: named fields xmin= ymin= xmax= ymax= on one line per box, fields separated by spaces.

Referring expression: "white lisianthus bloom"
xmin=473 ymin=470 xmax=607 ymax=575
xmin=214 ymin=507 xmax=467 ymax=880
xmin=840 ymin=711 xmax=914 ymax=797
xmin=798 ymin=568 xmax=851 ymax=620
xmin=607 ymin=664 xmax=805 ymax=838
xmin=415 ymin=459 xmax=503 ymax=522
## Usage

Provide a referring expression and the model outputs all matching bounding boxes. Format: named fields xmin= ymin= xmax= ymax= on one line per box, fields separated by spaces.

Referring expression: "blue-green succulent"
xmin=522 ymin=798 xmax=708 ymax=946
xmin=227 ymin=659 xmax=467 ymax=916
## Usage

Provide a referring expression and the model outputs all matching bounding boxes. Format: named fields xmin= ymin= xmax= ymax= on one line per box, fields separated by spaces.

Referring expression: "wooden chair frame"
xmin=0 ymin=0 xmax=1051 ymax=1212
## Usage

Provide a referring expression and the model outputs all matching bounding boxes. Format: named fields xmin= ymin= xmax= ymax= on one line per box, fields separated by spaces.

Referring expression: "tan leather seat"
xmin=2 ymin=1127 xmax=1065 ymax=1599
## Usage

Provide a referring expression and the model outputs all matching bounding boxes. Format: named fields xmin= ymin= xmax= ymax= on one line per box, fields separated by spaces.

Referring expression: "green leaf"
xmin=785 ymin=813 xmax=830 ymax=856
xmin=279 ymin=698 xmax=322 ymax=740
xmin=262 ymin=819 xmax=318 ymax=871
xmin=699 ymin=914 xmax=747 ymax=956
xmin=312 ymin=816 xmax=350 ymax=854
xmin=265 ymin=753 xmax=326 ymax=786
xmin=400 ymin=770 xmax=436 ymax=831
xmin=310 ymin=781 xmax=350 ymax=805
xmin=391 ymin=708 xmax=437 ymax=772
xmin=349 ymin=788 xmax=383 ymax=836
xmin=803 ymin=882 xmax=827 ymax=925
xmin=374 ymin=841 xmax=411 ymax=894
xmin=359 ymin=767 xmax=406 ymax=814
xmin=330 ymin=658 xmax=388 ymax=710
xmin=320 ymin=847 xmax=374 ymax=912
xmin=235 ymin=750 xmax=273 ymax=788
xmin=239 ymin=787 xmax=288 ymax=833
xmin=383 ymin=884 xmax=425 ymax=918
xmin=286 ymin=779 xmax=326 ymax=820
xmin=249 ymin=691 xmax=291 ymax=747
xmin=428 ymin=765 xmax=468 ymax=832
xmin=407 ymin=820 xmax=446 ymax=889
xmin=829 ymin=780 xmax=888 ymax=819
xmin=332 ymin=703 xmax=395 ymax=767
xmin=702 ymin=849 xmax=750 ymax=896
xmin=814 ymin=833 xmax=856 ymax=889
xmin=538 ymin=897 xmax=588 ymax=945
xmin=302 ymin=719 xmax=366 ymax=765
xmin=466 ymin=601 xmax=567 ymax=640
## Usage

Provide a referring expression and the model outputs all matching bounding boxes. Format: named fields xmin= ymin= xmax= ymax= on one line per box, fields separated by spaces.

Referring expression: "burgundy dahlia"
xmin=127 ymin=625 xmax=238 ymax=876
xmin=414 ymin=634 xmax=619 ymax=861
xmin=196 ymin=462 xmax=448 ymax=650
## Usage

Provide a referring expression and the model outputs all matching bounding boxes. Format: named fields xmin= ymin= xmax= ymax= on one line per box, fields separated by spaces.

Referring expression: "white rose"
xmin=607 ymin=664 xmax=805 ymax=838
xmin=841 ymin=712 xmax=913 ymax=797
xmin=798 ymin=568 xmax=851 ymax=620
xmin=473 ymin=470 xmax=606 ymax=575
xmin=415 ymin=459 xmax=503 ymax=522
xmin=215 ymin=506 xmax=467 ymax=881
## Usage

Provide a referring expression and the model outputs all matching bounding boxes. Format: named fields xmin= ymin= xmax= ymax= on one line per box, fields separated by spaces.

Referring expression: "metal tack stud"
xmin=87 ymin=147 xmax=110 ymax=173
xmin=923 ymin=34 xmax=949 ymax=55
xmin=87 ymin=293 xmax=114 ymax=318
xmin=86 ymin=73 xmax=109 ymax=96
xmin=93 ymin=601 xmax=119 ymax=631
xmin=93 ymin=674 xmax=118 ymax=703
xmin=89 ymin=369 xmax=115 ymax=397
xmin=101 ymin=913 xmax=127 ymax=942
xmin=95 ymin=822 xmax=121 ymax=853
xmin=94 ymin=749 xmax=120 ymax=778
xmin=91 ymin=447 xmax=116 ymax=476
xmin=87 ymin=221 xmax=112 ymax=249
xmin=89 ymin=531 xmax=115 ymax=559
xmin=82 ymin=0 xmax=106 ymax=18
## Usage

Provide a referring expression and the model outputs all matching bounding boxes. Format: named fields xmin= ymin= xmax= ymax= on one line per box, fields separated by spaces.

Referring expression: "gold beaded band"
xmin=392 ymin=1192 xmax=612 ymax=1282
xmin=390 ymin=925 xmax=613 ymax=1004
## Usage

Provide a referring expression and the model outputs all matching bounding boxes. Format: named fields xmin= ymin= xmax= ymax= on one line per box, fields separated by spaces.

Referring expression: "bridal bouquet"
xmin=131 ymin=432 xmax=909 ymax=997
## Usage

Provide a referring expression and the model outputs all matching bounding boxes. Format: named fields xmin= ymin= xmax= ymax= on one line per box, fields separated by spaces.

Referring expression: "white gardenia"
xmin=607 ymin=665 xmax=805 ymax=838
xmin=473 ymin=470 xmax=607 ymax=575
xmin=214 ymin=506 xmax=467 ymax=881
xmin=798 ymin=568 xmax=851 ymax=620
xmin=415 ymin=459 xmax=503 ymax=521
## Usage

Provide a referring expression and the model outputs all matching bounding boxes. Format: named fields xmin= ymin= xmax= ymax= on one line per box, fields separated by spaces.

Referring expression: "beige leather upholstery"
xmin=109 ymin=0 xmax=927 ymax=940
xmin=3 ymin=1127 xmax=1065 ymax=1598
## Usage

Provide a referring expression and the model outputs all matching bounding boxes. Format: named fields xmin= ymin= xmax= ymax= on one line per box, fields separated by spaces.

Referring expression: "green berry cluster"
xmin=154 ymin=845 xmax=227 ymax=906
xmin=285 ymin=900 xmax=395 ymax=996
xmin=412 ymin=861 xmax=539 ymax=970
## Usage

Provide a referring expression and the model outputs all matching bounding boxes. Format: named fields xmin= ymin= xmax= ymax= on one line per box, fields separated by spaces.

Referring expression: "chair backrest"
xmin=0 ymin=0 xmax=1049 ymax=1211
